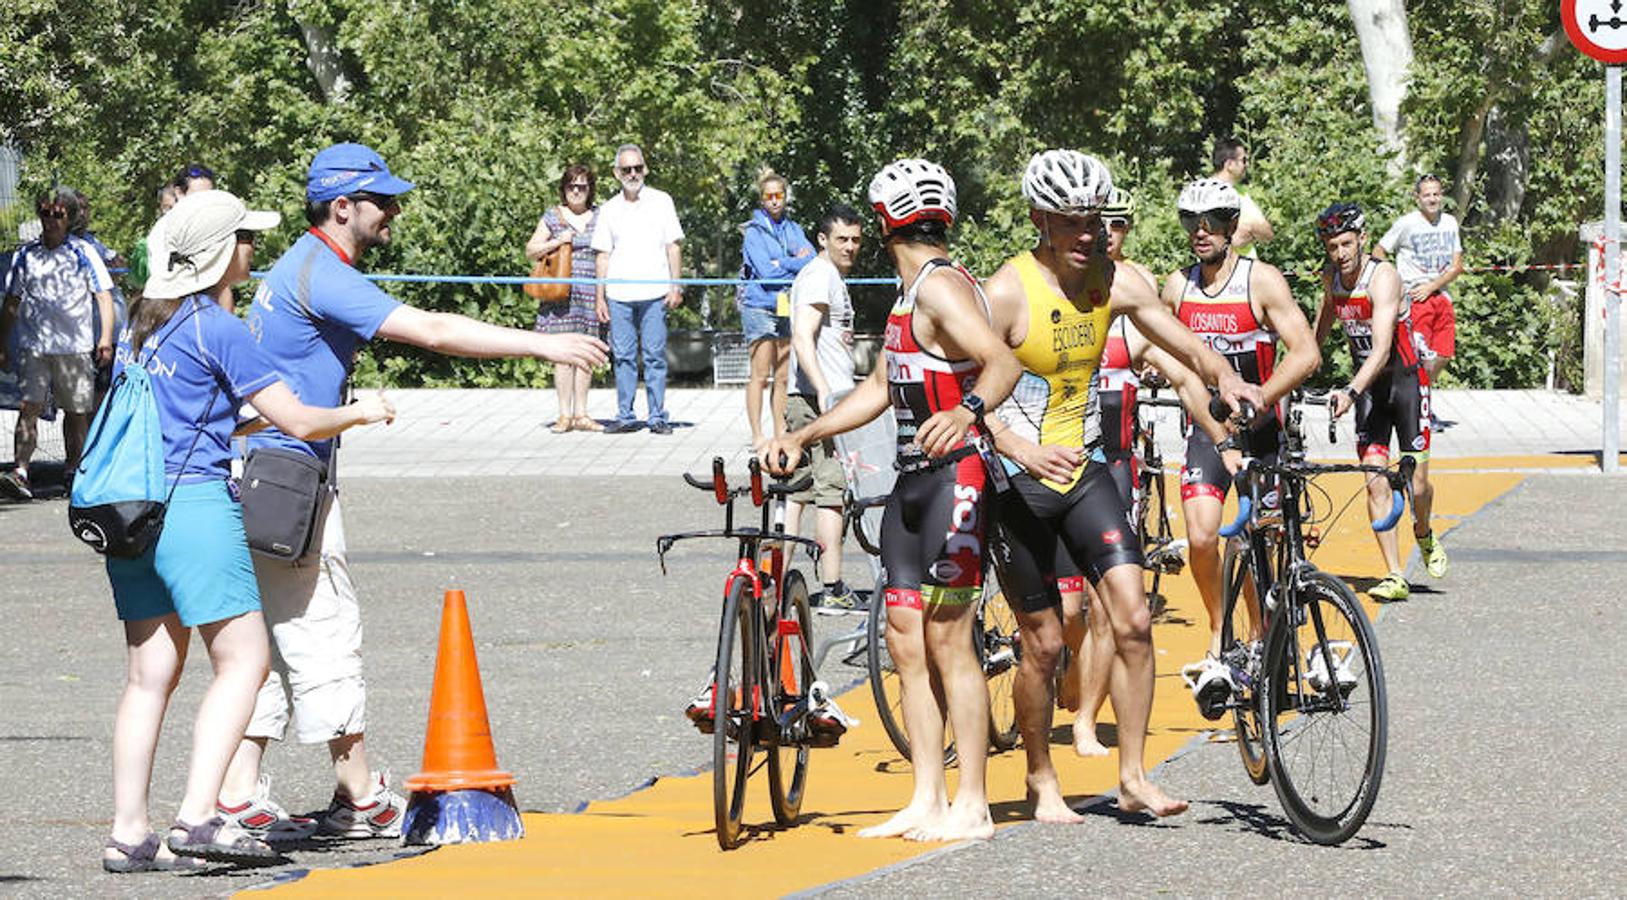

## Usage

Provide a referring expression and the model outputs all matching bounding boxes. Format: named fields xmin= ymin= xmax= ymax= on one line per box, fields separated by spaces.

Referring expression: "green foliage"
xmin=2 ymin=0 xmax=1598 ymax=390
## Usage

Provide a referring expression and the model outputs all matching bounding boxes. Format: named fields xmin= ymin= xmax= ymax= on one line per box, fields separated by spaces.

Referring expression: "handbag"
xmin=524 ymin=212 xmax=573 ymax=303
xmin=240 ymin=447 xmax=329 ymax=560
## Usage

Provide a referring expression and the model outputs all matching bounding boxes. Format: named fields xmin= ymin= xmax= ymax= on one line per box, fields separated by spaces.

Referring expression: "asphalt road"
xmin=2 ymin=474 xmax=1622 ymax=897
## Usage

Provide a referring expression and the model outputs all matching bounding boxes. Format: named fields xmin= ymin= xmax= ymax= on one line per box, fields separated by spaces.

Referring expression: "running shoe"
xmin=806 ymin=681 xmax=855 ymax=747
xmin=1368 ymin=571 xmax=1410 ymax=602
xmin=317 ymin=772 xmax=405 ymax=839
xmin=816 ymin=584 xmax=867 ymax=615
xmin=1180 ymin=656 xmax=1235 ymax=721
xmin=1304 ymin=641 xmax=1357 ymax=694
xmin=1418 ymin=532 xmax=1449 ymax=579
xmin=0 ymin=470 xmax=32 ymax=501
xmin=216 ymin=774 xmax=318 ymax=843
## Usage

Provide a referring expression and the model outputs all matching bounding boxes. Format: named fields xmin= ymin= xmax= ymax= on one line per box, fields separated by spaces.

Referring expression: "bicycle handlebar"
xmin=1370 ymin=488 xmax=1406 ymax=533
xmin=1209 ymin=395 xmax=1258 ymax=428
xmin=1218 ymin=494 xmax=1254 ymax=538
xmin=681 ymin=455 xmax=810 ymax=505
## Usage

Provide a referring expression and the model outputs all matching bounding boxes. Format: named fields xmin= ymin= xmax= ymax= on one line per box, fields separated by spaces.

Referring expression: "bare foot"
xmin=1117 ymin=778 xmax=1189 ymax=818
xmin=1027 ymin=775 xmax=1085 ymax=824
xmin=1072 ymin=720 xmax=1110 ymax=758
xmin=903 ymin=802 xmax=994 ymax=842
xmin=858 ymin=799 xmax=945 ymax=839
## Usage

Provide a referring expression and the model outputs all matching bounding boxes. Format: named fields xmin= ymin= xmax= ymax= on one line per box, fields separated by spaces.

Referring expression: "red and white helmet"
xmin=1022 ymin=150 xmax=1114 ymax=215
xmin=868 ymin=159 xmax=957 ymax=229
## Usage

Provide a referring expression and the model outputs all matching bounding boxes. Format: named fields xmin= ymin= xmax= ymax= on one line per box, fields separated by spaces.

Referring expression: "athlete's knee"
xmin=1019 ymin=621 xmax=1065 ymax=672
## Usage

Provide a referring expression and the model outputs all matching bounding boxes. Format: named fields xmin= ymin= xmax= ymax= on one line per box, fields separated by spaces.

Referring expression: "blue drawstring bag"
xmin=69 ymin=304 xmax=214 ymax=558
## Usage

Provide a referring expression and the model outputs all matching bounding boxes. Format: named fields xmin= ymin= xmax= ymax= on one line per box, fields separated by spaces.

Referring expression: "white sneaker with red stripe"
xmin=317 ymin=771 xmax=406 ymax=838
xmin=215 ymin=774 xmax=319 ymax=843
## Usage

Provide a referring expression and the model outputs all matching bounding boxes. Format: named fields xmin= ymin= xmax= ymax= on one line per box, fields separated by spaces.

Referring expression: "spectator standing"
xmin=591 ymin=143 xmax=684 ymax=435
xmin=525 ymin=164 xmax=605 ymax=433
xmin=71 ymin=189 xmax=128 ymax=401
xmin=216 ymin=143 xmax=605 ymax=841
xmin=1375 ymin=174 xmax=1463 ymax=389
xmin=740 ymin=169 xmax=814 ymax=450
xmin=784 ymin=204 xmax=863 ymax=610
xmin=100 ymin=189 xmax=393 ymax=873
xmin=0 ymin=187 xmax=116 ymax=500
xmin=1210 ymin=137 xmax=1273 ymax=257
xmin=173 ymin=162 xmax=217 ymax=196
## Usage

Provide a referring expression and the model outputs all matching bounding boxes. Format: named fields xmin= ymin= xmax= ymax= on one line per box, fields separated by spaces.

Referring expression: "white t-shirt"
xmin=786 ymin=255 xmax=856 ymax=400
xmin=1379 ymin=210 xmax=1462 ymax=290
xmin=4 ymin=236 xmax=112 ymax=354
xmin=1235 ymin=191 xmax=1266 ymax=259
xmin=590 ymin=186 xmax=684 ymax=303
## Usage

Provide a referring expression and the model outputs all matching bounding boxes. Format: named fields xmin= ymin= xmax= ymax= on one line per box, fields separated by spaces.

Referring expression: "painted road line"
xmin=257 ymin=467 xmax=1526 ymax=898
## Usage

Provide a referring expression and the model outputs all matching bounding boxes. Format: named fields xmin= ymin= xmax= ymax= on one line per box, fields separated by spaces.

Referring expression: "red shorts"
xmin=1410 ymin=291 xmax=1456 ymax=359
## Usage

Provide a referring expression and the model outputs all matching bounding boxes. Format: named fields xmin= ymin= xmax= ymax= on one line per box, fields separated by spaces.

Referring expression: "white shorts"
xmin=246 ymin=490 xmax=368 ymax=744
xmin=20 ymin=352 xmax=95 ymax=414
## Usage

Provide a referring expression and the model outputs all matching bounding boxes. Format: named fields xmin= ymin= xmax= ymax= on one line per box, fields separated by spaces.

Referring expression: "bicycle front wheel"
xmin=1222 ymin=537 xmax=1270 ymax=785
xmin=866 ymin=584 xmax=956 ymax=765
xmin=713 ymin=577 xmax=756 ymax=849
xmin=1262 ymin=570 xmax=1388 ymax=845
xmin=768 ymin=570 xmax=813 ymax=826
xmin=979 ymin=574 xmax=1020 ymax=751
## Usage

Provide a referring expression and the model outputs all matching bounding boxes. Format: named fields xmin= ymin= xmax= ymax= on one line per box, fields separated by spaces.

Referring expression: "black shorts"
xmin=992 ymin=464 xmax=1144 ymax=613
xmin=1102 ymin=452 xmax=1137 ymax=515
xmin=881 ymin=454 xmax=988 ymax=610
xmin=1354 ymin=366 xmax=1432 ymax=459
xmin=1181 ymin=423 xmax=1282 ymax=503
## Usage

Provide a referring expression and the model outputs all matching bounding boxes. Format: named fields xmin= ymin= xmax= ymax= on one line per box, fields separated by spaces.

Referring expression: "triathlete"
xmin=1165 ymin=178 xmax=1320 ymax=704
xmin=1064 ymin=187 xmax=1220 ymax=757
xmin=983 ymin=151 xmax=1257 ymax=821
xmin=763 ymin=159 xmax=1020 ymax=843
xmin=1312 ymin=202 xmax=1446 ymax=601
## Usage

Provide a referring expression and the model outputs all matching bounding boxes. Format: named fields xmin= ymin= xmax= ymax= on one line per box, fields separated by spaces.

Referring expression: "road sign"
xmin=1566 ymin=0 xmax=1627 ymax=64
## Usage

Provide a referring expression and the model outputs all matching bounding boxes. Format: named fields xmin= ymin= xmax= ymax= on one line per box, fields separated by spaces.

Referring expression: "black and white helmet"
xmin=1176 ymin=178 xmax=1242 ymax=216
xmin=868 ymin=159 xmax=957 ymax=229
xmin=1021 ymin=150 xmax=1113 ymax=215
xmin=1315 ymin=202 xmax=1366 ymax=239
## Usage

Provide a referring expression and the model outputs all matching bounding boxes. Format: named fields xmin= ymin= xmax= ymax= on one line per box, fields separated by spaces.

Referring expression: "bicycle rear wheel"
xmin=866 ymin=585 xmax=956 ymax=765
xmin=979 ymin=575 xmax=1020 ymax=751
xmin=768 ymin=570 xmax=813 ymax=826
xmin=1262 ymin=570 xmax=1387 ymax=845
xmin=713 ymin=577 xmax=756 ymax=849
xmin=1221 ymin=537 xmax=1270 ymax=785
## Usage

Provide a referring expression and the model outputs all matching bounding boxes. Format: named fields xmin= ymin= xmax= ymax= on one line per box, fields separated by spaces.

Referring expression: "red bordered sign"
xmin=1565 ymin=0 xmax=1627 ymax=64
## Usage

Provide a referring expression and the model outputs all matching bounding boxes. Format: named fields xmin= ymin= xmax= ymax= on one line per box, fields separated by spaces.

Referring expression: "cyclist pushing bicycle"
xmin=763 ymin=159 xmax=1021 ymax=844
xmin=1311 ymin=202 xmax=1447 ymax=602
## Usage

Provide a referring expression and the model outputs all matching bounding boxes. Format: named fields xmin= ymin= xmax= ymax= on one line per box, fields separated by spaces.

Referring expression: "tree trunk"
xmin=1450 ymin=29 xmax=1567 ymax=216
xmin=295 ymin=18 xmax=351 ymax=103
xmin=1346 ymin=0 xmax=1414 ymax=162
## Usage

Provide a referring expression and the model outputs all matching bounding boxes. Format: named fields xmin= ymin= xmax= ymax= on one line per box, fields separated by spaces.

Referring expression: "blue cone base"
xmin=401 ymin=787 xmax=525 ymax=846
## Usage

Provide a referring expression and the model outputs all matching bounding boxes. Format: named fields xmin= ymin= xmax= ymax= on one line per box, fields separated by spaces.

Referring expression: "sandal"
xmin=103 ymin=833 xmax=206 ymax=873
xmin=548 ymin=416 xmax=573 ymax=434
xmin=167 ymin=816 xmax=282 ymax=866
xmin=572 ymin=415 xmax=604 ymax=433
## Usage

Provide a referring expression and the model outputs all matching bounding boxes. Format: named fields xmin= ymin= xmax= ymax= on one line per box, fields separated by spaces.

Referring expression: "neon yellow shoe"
xmin=1369 ymin=571 xmax=1410 ymax=602
xmin=1418 ymin=532 xmax=1449 ymax=578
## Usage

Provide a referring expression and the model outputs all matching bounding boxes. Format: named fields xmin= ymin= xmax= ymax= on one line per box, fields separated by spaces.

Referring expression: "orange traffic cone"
xmin=402 ymin=590 xmax=523 ymax=845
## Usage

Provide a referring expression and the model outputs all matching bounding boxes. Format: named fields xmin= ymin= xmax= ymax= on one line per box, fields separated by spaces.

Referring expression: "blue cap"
xmin=306 ymin=143 xmax=416 ymax=202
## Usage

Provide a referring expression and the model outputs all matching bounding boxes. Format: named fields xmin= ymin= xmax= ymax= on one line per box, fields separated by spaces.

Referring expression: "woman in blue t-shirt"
xmin=739 ymin=169 xmax=814 ymax=450
xmin=100 ymin=190 xmax=395 ymax=873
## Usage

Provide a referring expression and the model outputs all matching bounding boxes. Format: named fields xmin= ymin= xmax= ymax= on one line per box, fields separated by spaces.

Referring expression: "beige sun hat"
xmin=143 ymin=189 xmax=280 ymax=300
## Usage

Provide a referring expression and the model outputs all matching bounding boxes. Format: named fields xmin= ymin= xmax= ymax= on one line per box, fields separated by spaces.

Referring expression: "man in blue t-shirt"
xmin=217 ymin=143 xmax=607 ymax=841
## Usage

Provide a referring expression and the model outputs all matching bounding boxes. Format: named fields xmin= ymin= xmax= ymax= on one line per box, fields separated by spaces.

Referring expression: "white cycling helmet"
xmin=1176 ymin=178 xmax=1242 ymax=215
xmin=1021 ymin=150 xmax=1113 ymax=215
xmin=1102 ymin=186 xmax=1136 ymax=219
xmin=868 ymin=159 xmax=957 ymax=229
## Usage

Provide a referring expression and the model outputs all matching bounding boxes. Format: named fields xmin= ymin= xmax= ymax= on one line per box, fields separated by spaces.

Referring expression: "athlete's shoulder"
xmin=1245 ymin=256 xmax=1291 ymax=292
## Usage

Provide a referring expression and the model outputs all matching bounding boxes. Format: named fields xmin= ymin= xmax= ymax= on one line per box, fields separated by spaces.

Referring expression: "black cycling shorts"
xmin=1181 ymin=423 xmax=1282 ymax=503
xmin=1102 ymin=452 xmax=1137 ymax=514
xmin=880 ymin=454 xmax=988 ymax=610
xmin=992 ymin=463 xmax=1144 ymax=613
xmin=1355 ymin=366 xmax=1432 ymax=459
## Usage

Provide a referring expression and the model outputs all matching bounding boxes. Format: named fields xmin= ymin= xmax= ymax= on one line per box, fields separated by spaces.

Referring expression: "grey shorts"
xmin=20 ymin=352 xmax=95 ymax=414
xmin=785 ymin=393 xmax=845 ymax=508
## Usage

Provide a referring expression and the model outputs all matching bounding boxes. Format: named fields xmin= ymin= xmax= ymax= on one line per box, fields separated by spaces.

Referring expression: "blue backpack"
xmin=69 ymin=305 xmax=216 ymax=558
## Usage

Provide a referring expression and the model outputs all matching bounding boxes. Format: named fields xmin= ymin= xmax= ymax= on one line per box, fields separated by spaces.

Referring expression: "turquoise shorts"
xmin=107 ymin=479 xmax=262 ymax=627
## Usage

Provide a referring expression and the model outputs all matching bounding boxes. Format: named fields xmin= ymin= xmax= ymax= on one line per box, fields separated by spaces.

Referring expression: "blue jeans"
xmin=608 ymin=298 xmax=668 ymax=425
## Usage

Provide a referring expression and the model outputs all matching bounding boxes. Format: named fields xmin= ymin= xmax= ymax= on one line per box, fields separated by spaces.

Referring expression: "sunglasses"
xmin=1178 ymin=211 xmax=1237 ymax=234
xmin=184 ymin=164 xmax=216 ymax=179
xmin=235 ymin=229 xmax=258 ymax=246
xmin=566 ymin=182 xmax=592 ymax=192
xmin=617 ymin=164 xmax=646 ymax=175
xmin=1104 ymin=216 xmax=1131 ymax=230
xmin=761 ymin=191 xmax=785 ymax=202
xmin=348 ymin=191 xmax=401 ymax=212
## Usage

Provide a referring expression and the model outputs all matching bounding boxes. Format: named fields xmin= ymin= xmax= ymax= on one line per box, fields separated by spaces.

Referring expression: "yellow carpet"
xmin=259 ymin=461 xmax=1528 ymax=898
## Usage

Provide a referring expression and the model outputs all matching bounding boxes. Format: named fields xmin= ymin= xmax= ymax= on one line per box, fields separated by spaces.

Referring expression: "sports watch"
xmin=959 ymin=392 xmax=986 ymax=423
